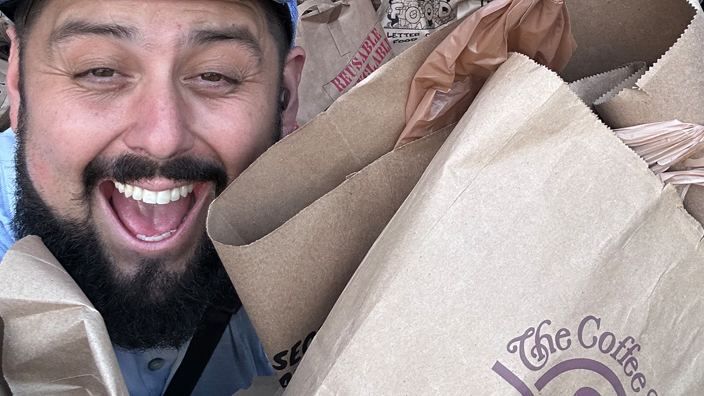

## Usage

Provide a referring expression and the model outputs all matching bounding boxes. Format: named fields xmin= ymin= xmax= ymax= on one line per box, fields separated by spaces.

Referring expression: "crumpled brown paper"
xmin=395 ymin=0 xmax=576 ymax=147
xmin=0 ymin=236 xmax=128 ymax=396
xmin=0 ymin=315 xmax=11 ymax=396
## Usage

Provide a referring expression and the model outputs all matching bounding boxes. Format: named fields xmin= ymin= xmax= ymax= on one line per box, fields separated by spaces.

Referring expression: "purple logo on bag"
xmin=493 ymin=316 xmax=660 ymax=396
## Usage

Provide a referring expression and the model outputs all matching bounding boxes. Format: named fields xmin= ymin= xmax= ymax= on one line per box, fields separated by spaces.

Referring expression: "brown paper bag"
xmin=0 ymin=316 xmax=11 ymax=396
xmin=568 ymin=61 xmax=646 ymax=110
xmin=209 ymin=126 xmax=452 ymax=386
xmin=295 ymin=0 xmax=395 ymax=127
xmin=208 ymin=16 xmax=462 ymax=386
xmin=560 ymin=0 xmax=696 ymax=82
xmin=591 ymin=4 xmax=704 ymax=229
xmin=283 ymin=52 xmax=704 ymax=395
xmin=0 ymin=236 xmax=128 ymax=396
xmin=594 ymin=14 xmax=704 ymax=128
xmin=206 ymin=17 xmax=455 ymax=255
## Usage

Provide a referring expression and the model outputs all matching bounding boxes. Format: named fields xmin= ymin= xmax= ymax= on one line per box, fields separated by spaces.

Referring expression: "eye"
xmin=91 ymin=68 xmax=117 ymax=77
xmin=75 ymin=68 xmax=120 ymax=78
xmin=198 ymin=72 xmax=240 ymax=86
xmin=72 ymin=66 xmax=132 ymax=92
xmin=200 ymin=72 xmax=224 ymax=82
xmin=186 ymin=71 xmax=242 ymax=96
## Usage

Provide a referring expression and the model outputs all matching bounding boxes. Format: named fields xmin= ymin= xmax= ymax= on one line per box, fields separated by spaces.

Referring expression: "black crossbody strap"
xmin=162 ymin=298 xmax=242 ymax=396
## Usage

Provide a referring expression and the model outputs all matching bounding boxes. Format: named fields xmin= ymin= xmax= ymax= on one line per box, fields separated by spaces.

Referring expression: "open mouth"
xmin=99 ymin=179 xmax=210 ymax=248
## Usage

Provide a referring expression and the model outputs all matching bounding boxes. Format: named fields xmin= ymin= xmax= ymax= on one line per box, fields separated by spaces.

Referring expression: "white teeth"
xmin=142 ymin=189 xmax=157 ymax=204
xmin=113 ymin=181 xmax=195 ymax=205
xmin=155 ymin=190 xmax=171 ymax=205
xmin=132 ymin=186 xmax=144 ymax=201
xmin=171 ymin=188 xmax=181 ymax=202
xmin=136 ymin=230 xmax=176 ymax=242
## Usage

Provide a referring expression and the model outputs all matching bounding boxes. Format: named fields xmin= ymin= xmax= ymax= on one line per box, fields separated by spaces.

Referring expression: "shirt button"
xmin=148 ymin=358 xmax=165 ymax=371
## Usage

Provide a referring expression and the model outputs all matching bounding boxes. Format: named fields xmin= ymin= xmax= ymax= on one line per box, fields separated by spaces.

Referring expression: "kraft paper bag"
xmin=0 ymin=316 xmax=10 ymax=396
xmin=283 ymin=53 xmax=704 ymax=395
xmin=205 ymin=17 xmax=455 ymax=264
xmin=594 ymin=13 xmax=703 ymax=128
xmin=208 ymin=16 xmax=460 ymax=386
xmin=295 ymin=0 xmax=395 ymax=127
xmin=0 ymin=236 xmax=128 ymax=396
xmin=568 ymin=61 xmax=646 ymax=110
xmin=592 ymin=3 xmax=704 ymax=228
xmin=560 ymin=0 xmax=696 ymax=83
xmin=209 ymin=126 xmax=452 ymax=386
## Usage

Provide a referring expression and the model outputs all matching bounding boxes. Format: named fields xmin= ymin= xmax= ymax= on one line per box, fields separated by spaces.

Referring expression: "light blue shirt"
xmin=0 ymin=130 xmax=274 ymax=395
xmin=0 ymin=129 xmax=15 ymax=257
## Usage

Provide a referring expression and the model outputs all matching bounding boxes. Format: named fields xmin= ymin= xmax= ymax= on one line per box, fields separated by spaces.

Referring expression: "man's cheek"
xmin=24 ymin=142 xmax=92 ymax=218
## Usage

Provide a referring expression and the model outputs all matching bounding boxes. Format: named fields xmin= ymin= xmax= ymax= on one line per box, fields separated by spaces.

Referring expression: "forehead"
xmin=30 ymin=0 xmax=270 ymax=46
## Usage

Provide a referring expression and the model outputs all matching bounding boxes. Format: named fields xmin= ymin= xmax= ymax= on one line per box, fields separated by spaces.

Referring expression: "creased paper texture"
xmin=283 ymin=53 xmax=704 ymax=395
xmin=209 ymin=126 xmax=452 ymax=384
xmin=0 ymin=236 xmax=128 ymax=396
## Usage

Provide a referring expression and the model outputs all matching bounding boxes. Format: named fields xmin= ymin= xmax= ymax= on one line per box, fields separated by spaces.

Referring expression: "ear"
xmin=279 ymin=45 xmax=305 ymax=138
xmin=6 ymin=25 xmax=20 ymax=132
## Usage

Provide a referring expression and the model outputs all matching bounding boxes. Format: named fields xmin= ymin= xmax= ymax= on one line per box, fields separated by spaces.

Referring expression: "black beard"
xmin=11 ymin=107 xmax=239 ymax=351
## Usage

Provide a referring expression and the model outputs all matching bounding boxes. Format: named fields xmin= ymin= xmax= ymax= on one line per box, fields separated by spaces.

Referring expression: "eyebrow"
xmin=188 ymin=26 xmax=264 ymax=65
xmin=49 ymin=20 xmax=139 ymax=46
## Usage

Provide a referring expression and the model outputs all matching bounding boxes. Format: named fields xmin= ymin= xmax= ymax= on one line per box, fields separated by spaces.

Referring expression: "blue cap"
xmin=274 ymin=0 xmax=299 ymax=46
xmin=0 ymin=0 xmax=298 ymax=46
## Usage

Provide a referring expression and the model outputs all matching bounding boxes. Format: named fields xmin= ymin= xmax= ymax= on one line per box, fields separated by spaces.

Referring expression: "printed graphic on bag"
xmin=380 ymin=0 xmax=486 ymax=53
xmin=271 ymin=331 xmax=317 ymax=387
xmin=295 ymin=0 xmax=394 ymax=127
xmin=322 ymin=25 xmax=393 ymax=99
xmin=494 ymin=315 xmax=658 ymax=396
xmin=385 ymin=0 xmax=457 ymax=30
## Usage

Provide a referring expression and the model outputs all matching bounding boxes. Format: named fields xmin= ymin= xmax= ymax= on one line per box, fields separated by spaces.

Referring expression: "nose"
xmin=122 ymin=76 xmax=195 ymax=160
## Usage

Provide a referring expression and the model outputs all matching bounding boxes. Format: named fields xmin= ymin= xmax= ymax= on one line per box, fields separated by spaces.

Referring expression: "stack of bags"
xmin=215 ymin=0 xmax=704 ymax=393
xmin=3 ymin=0 xmax=704 ymax=394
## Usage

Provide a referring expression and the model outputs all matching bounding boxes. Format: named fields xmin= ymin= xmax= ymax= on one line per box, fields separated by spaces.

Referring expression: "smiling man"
xmin=0 ymin=0 xmax=304 ymax=394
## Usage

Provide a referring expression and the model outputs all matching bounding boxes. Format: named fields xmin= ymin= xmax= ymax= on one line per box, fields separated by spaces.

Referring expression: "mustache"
xmin=82 ymin=154 xmax=229 ymax=197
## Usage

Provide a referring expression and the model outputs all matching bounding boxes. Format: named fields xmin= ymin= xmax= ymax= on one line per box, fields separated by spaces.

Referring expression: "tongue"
xmin=112 ymin=189 xmax=192 ymax=237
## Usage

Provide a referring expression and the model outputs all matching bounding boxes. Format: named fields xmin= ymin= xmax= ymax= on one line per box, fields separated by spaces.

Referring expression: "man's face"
xmin=6 ymin=0 xmax=305 ymax=349
xmin=14 ymin=0 xmax=283 ymax=274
